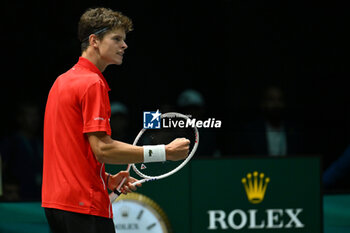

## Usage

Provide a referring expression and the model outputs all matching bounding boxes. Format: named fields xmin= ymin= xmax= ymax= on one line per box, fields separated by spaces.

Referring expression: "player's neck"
xmin=81 ymin=50 xmax=108 ymax=72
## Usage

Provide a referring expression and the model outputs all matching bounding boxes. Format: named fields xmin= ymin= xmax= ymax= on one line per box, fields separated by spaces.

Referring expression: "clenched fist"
xmin=165 ymin=138 xmax=190 ymax=161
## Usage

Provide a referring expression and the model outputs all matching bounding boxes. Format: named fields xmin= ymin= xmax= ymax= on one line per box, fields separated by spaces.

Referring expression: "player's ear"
xmin=89 ymin=34 xmax=100 ymax=48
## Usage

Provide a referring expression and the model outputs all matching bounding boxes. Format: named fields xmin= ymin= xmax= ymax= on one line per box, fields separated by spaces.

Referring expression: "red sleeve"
xmin=81 ymin=81 xmax=111 ymax=135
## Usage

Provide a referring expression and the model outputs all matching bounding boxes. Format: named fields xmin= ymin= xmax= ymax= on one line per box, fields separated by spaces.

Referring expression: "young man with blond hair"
xmin=42 ymin=8 xmax=189 ymax=233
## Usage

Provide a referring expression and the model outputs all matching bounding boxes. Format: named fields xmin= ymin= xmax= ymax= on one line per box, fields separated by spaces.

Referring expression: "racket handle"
xmin=109 ymin=177 xmax=127 ymax=202
xmin=109 ymin=190 xmax=120 ymax=202
xmin=117 ymin=177 xmax=127 ymax=191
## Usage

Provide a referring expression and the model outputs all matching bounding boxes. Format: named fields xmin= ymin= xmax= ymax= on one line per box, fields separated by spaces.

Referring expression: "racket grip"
xmin=109 ymin=191 xmax=120 ymax=202
xmin=109 ymin=177 xmax=127 ymax=202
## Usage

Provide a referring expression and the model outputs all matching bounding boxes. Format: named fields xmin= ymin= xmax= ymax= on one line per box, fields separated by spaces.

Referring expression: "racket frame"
xmin=110 ymin=112 xmax=199 ymax=202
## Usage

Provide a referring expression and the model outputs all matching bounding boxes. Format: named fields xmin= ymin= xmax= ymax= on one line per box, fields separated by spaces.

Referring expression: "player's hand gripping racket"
xmin=109 ymin=112 xmax=199 ymax=202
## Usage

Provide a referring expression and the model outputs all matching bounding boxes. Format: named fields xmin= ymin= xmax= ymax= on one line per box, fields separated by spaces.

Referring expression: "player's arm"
xmin=87 ymin=131 xmax=189 ymax=164
xmin=87 ymin=132 xmax=142 ymax=164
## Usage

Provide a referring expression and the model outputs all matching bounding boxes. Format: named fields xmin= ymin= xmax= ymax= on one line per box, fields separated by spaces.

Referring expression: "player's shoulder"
xmin=58 ymin=66 xmax=102 ymax=86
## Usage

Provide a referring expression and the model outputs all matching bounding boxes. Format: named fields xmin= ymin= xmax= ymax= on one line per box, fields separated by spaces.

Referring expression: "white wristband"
xmin=143 ymin=145 xmax=166 ymax=163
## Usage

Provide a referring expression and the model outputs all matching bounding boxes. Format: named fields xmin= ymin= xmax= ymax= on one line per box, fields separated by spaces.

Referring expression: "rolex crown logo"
xmin=241 ymin=171 xmax=270 ymax=204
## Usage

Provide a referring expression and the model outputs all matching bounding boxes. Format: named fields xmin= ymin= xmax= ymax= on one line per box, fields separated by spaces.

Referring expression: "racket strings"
xmin=134 ymin=117 xmax=196 ymax=177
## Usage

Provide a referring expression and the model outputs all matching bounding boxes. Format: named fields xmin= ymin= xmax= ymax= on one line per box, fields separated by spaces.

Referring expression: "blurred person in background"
xmin=0 ymin=101 xmax=43 ymax=201
xmin=233 ymin=85 xmax=305 ymax=156
xmin=323 ymin=144 xmax=350 ymax=191
xmin=0 ymin=154 xmax=3 ymax=197
xmin=110 ymin=101 xmax=131 ymax=142
xmin=177 ymin=89 xmax=221 ymax=157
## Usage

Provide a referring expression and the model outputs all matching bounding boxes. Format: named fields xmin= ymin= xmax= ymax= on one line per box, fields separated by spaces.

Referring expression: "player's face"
xmin=99 ymin=28 xmax=128 ymax=65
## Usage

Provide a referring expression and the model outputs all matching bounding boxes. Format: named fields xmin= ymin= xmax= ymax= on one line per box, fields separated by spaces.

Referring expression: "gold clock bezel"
xmin=113 ymin=193 xmax=172 ymax=233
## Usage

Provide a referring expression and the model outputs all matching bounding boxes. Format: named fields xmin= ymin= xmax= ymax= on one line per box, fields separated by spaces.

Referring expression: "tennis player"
xmin=42 ymin=7 xmax=189 ymax=233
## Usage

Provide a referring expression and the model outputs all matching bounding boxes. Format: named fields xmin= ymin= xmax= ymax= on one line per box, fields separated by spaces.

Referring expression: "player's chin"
xmin=108 ymin=55 xmax=123 ymax=65
xmin=113 ymin=58 xmax=123 ymax=65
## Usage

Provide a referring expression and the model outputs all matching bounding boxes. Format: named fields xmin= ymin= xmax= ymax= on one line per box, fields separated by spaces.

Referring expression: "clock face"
xmin=112 ymin=198 xmax=169 ymax=233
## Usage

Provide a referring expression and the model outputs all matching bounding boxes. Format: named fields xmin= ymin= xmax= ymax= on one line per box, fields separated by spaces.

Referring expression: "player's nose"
xmin=121 ymin=40 xmax=128 ymax=49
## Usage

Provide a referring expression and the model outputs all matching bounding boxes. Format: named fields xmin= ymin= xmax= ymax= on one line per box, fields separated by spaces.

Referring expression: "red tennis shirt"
xmin=42 ymin=57 xmax=113 ymax=218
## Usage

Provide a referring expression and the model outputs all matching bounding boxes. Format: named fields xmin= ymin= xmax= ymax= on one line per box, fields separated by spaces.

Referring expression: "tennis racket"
xmin=109 ymin=112 xmax=199 ymax=202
